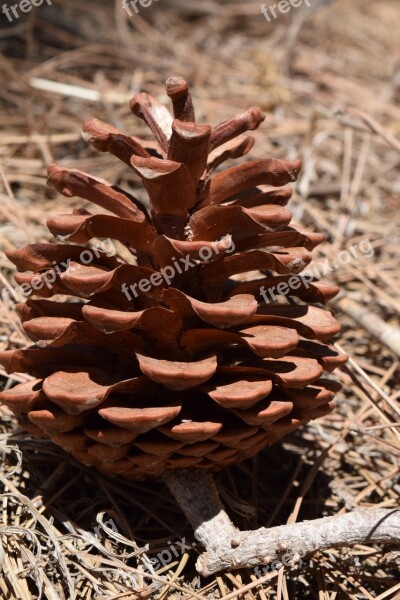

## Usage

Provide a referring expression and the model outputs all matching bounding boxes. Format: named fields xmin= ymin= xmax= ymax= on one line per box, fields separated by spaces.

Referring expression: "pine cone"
xmin=0 ymin=77 xmax=348 ymax=479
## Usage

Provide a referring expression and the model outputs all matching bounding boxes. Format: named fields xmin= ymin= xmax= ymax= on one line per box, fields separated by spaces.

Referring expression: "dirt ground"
xmin=0 ymin=0 xmax=399 ymax=598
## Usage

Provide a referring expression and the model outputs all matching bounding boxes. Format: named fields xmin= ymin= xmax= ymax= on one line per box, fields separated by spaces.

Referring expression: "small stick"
xmin=164 ymin=469 xmax=400 ymax=577
xmin=335 ymin=296 xmax=400 ymax=358
xmin=29 ymin=78 xmax=132 ymax=104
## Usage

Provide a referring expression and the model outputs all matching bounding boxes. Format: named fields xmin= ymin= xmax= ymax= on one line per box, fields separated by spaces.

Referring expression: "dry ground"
xmin=0 ymin=0 xmax=399 ymax=598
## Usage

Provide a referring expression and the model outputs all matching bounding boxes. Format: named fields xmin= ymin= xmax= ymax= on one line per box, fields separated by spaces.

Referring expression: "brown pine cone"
xmin=0 ymin=77 xmax=347 ymax=479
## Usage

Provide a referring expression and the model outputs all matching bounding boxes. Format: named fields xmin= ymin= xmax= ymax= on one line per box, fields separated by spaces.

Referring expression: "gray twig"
xmin=164 ymin=468 xmax=400 ymax=577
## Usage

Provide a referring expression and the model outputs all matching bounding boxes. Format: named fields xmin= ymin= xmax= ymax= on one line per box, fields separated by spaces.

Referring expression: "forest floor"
xmin=0 ymin=0 xmax=399 ymax=598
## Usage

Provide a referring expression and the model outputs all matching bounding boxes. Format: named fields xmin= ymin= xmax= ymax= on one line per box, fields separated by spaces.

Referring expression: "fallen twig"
xmin=164 ymin=469 xmax=400 ymax=577
xmin=335 ymin=296 xmax=400 ymax=358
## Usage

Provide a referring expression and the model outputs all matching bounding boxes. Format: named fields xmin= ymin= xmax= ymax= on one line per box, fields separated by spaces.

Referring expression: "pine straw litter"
xmin=0 ymin=0 xmax=399 ymax=597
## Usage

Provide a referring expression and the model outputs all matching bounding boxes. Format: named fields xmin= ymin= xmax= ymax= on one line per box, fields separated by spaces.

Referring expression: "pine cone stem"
xmin=163 ymin=468 xmax=239 ymax=550
xmin=164 ymin=469 xmax=400 ymax=577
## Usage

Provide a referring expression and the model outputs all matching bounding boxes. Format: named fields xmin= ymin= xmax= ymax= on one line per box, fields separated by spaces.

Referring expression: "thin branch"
xmin=164 ymin=469 xmax=400 ymax=577
xmin=335 ymin=296 xmax=400 ymax=358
